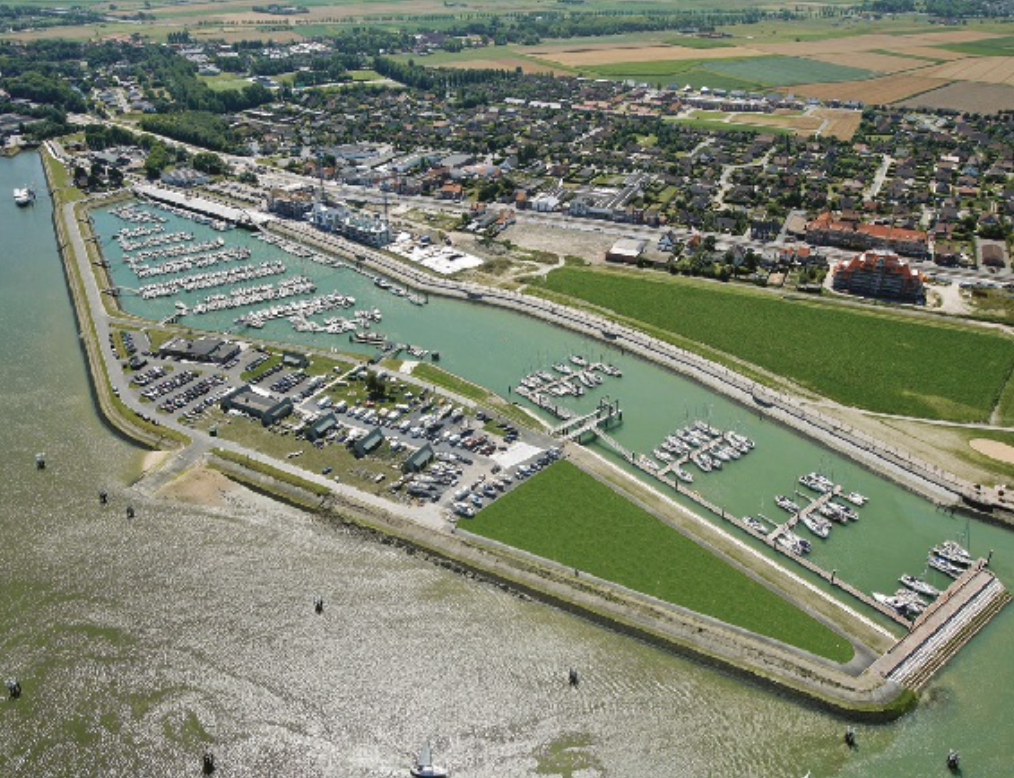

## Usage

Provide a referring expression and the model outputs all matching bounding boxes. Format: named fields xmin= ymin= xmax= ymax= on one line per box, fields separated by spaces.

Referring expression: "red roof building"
xmin=832 ymin=251 xmax=925 ymax=303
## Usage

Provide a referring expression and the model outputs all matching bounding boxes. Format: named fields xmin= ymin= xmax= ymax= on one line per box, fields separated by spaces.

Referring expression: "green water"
xmin=2 ymin=152 xmax=1012 ymax=776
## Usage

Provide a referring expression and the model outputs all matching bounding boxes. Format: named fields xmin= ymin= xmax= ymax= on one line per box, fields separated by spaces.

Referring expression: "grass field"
xmin=937 ymin=35 xmax=1014 ymax=56
xmin=533 ymin=268 xmax=1014 ymax=422
xmin=706 ymin=56 xmax=877 ymax=87
xmin=466 ymin=460 xmax=854 ymax=662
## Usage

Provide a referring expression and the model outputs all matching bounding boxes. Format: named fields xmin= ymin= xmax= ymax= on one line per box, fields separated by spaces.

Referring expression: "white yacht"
xmin=13 ymin=186 xmax=35 ymax=206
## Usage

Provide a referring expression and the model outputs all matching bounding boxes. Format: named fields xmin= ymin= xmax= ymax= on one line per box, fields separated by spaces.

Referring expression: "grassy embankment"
xmin=531 ymin=267 xmax=1014 ymax=424
xmin=466 ymin=460 xmax=854 ymax=663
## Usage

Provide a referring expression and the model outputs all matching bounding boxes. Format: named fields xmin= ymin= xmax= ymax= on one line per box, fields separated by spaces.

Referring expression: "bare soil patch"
xmin=812 ymin=107 xmax=863 ymax=140
xmin=897 ymin=81 xmax=1014 ymax=112
xmin=539 ymin=44 xmax=765 ymax=67
xmin=970 ymin=438 xmax=1014 ymax=465
xmin=784 ymin=73 xmax=949 ymax=104
xmin=505 ymin=222 xmax=616 ymax=263
xmin=728 ymin=112 xmax=823 ymax=134
xmin=157 ymin=466 xmax=237 ymax=507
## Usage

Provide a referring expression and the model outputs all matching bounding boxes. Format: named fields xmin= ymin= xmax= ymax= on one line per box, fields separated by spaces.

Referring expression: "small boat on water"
xmin=742 ymin=516 xmax=767 ymax=534
xmin=900 ymin=574 xmax=941 ymax=598
xmin=933 ymin=540 xmax=974 ymax=567
xmin=569 ymin=354 xmax=588 ymax=367
xmin=775 ymin=495 xmax=800 ymax=514
xmin=928 ymin=555 xmax=964 ymax=579
xmin=13 ymin=185 xmax=35 ymax=206
xmin=410 ymin=741 xmax=448 ymax=777
xmin=844 ymin=491 xmax=867 ymax=506
xmin=799 ymin=514 xmax=831 ymax=539
xmin=873 ymin=591 xmax=920 ymax=618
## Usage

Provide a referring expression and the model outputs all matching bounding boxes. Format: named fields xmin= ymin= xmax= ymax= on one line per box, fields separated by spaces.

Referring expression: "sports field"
xmin=533 ymin=268 xmax=1014 ymax=423
xmin=466 ymin=460 xmax=855 ymax=662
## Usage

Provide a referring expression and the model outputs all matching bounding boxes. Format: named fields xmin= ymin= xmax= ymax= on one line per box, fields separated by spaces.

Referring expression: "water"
xmin=1 ymin=152 xmax=1012 ymax=776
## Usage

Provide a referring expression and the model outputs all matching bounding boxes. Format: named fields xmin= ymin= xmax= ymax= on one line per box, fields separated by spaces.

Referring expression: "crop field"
xmin=785 ymin=73 xmax=950 ymax=104
xmin=533 ymin=268 xmax=1014 ymax=423
xmin=920 ymin=56 xmax=1014 ymax=85
xmin=535 ymin=43 xmax=766 ymax=68
xmin=466 ymin=460 xmax=855 ymax=662
xmin=706 ymin=56 xmax=876 ymax=87
xmin=937 ymin=34 xmax=1014 ymax=57
xmin=897 ymin=81 xmax=1014 ymax=112
xmin=808 ymin=51 xmax=933 ymax=74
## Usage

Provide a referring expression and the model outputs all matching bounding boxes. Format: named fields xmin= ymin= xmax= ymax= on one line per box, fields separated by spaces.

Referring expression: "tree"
xmin=192 ymin=151 xmax=227 ymax=175
xmin=144 ymin=143 xmax=172 ymax=179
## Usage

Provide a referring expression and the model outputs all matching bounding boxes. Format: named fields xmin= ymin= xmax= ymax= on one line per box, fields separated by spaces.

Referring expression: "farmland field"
xmin=706 ymin=56 xmax=877 ymax=87
xmin=936 ymin=34 xmax=1014 ymax=56
xmin=466 ymin=460 xmax=855 ymax=662
xmin=536 ymin=43 xmax=766 ymax=68
xmin=919 ymin=56 xmax=1014 ymax=85
xmin=896 ymin=81 xmax=1014 ymax=112
xmin=784 ymin=73 xmax=950 ymax=104
xmin=808 ymin=51 xmax=934 ymax=73
xmin=532 ymin=267 xmax=1014 ymax=423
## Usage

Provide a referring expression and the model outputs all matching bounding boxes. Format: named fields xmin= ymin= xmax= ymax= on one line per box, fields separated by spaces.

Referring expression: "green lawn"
xmin=533 ymin=268 xmax=1014 ymax=422
xmin=467 ymin=461 xmax=854 ymax=662
xmin=935 ymin=35 xmax=1014 ymax=57
xmin=707 ymin=56 xmax=877 ymax=87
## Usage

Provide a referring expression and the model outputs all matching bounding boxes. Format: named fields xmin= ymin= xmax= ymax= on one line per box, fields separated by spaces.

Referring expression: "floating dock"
xmin=870 ymin=561 xmax=1010 ymax=689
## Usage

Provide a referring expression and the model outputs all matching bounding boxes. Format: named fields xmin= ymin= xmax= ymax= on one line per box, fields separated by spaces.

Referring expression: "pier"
xmin=550 ymin=398 xmax=623 ymax=441
xmin=586 ymin=430 xmax=916 ymax=627
xmin=870 ymin=562 xmax=1011 ymax=689
xmin=767 ymin=489 xmax=839 ymax=544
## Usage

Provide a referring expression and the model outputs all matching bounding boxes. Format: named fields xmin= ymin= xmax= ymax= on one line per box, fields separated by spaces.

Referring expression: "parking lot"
xmin=112 ymin=327 xmax=558 ymax=521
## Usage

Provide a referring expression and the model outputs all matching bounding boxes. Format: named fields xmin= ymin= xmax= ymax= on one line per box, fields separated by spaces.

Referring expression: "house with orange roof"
xmin=831 ymin=251 xmax=925 ymax=303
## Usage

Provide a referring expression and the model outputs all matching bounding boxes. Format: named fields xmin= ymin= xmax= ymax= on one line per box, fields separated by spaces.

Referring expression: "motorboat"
xmin=799 ymin=514 xmax=831 ymax=539
xmin=410 ymin=741 xmax=448 ymax=777
xmin=569 ymin=355 xmax=588 ymax=367
xmin=899 ymin=574 xmax=941 ymax=598
xmin=844 ymin=491 xmax=868 ymax=506
xmin=873 ymin=591 xmax=920 ymax=618
xmin=13 ymin=185 xmax=35 ymax=206
xmin=742 ymin=516 xmax=767 ymax=534
xmin=830 ymin=501 xmax=858 ymax=521
xmin=774 ymin=495 xmax=800 ymax=514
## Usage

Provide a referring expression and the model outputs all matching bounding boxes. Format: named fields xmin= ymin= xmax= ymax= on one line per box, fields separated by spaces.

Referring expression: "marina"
xmin=4 ymin=150 xmax=1014 ymax=775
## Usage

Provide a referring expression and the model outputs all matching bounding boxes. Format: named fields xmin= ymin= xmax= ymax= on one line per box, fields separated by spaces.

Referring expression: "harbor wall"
xmin=206 ymin=449 xmax=916 ymax=721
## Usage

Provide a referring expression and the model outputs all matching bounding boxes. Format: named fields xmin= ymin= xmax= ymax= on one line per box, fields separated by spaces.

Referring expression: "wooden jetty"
xmin=767 ymin=488 xmax=838 ymax=543
xmin=870 ymin=561 xmax=1010 ymax=689
xmin=551 ymin=398 xmax=623 ymax=441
